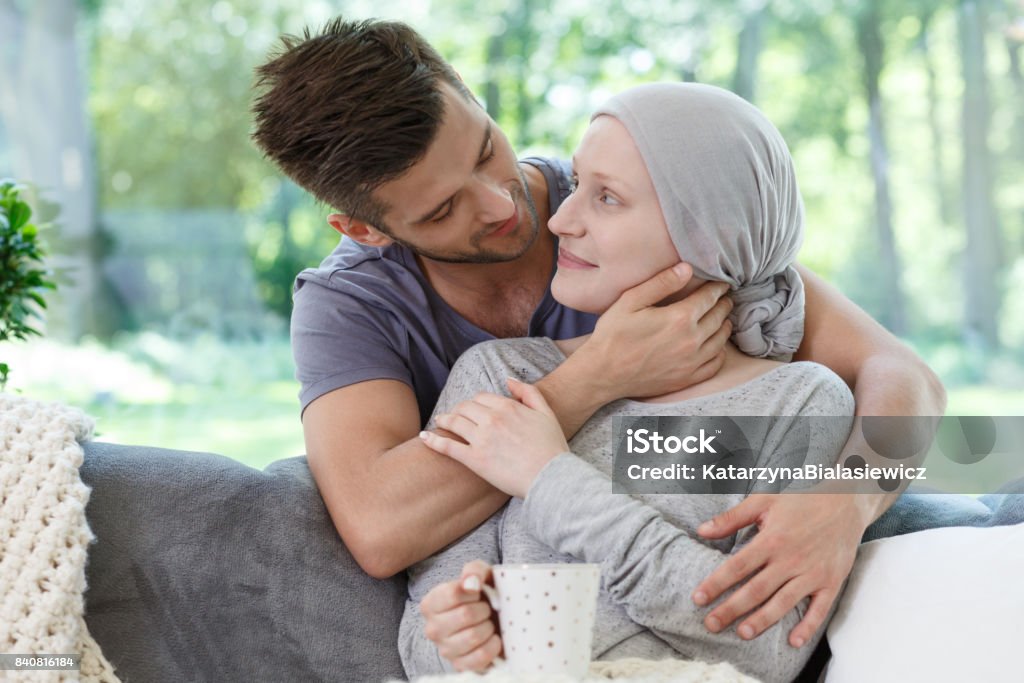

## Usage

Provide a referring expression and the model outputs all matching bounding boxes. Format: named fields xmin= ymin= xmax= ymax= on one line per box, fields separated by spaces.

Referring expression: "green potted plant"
xmin=0 ymin=179 xmax=58 ymax=390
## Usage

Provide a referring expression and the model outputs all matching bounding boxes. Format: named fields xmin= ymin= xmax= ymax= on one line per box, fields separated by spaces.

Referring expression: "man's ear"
xmin=327 ymin=213 xmax=393 ymax=248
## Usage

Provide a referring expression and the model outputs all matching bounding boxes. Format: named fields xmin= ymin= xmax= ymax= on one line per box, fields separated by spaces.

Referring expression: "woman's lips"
xmin=557 ymin=247 xmax=597 ymax=269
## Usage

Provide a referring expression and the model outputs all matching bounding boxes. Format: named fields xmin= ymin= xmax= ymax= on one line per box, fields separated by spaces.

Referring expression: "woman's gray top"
xmin=399 ymin=338 xmax=855 ymax=682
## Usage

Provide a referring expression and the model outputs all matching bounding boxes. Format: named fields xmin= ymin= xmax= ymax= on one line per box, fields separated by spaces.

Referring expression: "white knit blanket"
xmin=0 ymin=394 xmax=119 ymax=682
xmin=394 ymin=657 xmax=760 ymax=683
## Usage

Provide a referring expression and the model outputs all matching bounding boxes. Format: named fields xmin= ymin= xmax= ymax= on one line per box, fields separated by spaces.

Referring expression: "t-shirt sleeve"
xmin=291 ymin=278 xmax=412 ymax=413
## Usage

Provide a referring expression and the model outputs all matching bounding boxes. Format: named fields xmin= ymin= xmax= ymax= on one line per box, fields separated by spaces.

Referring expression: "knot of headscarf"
xmin=729 ymin=269 xmax=803 ymax=358
xmin=593 ymin=82 xmax=805 ymax=360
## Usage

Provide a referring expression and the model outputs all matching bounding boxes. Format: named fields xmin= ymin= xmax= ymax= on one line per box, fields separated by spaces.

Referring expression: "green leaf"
xmin=8 ymin=203 xmax=29 ymax=231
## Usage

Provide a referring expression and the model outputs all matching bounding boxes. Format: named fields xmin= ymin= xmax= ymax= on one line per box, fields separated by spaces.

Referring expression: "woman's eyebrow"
xmin=571 ymin=157 xmax=631 ymax=191
xmin=415 ymin=123 xmax=492 ymax=224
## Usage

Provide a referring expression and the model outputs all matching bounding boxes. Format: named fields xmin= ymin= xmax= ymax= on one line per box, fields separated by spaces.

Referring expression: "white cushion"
xmin=826 ymin=524 xmax=1024 ymax=683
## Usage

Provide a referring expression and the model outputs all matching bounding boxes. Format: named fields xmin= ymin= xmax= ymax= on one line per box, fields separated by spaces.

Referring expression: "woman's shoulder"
xmin=764 ymin=361 xmax=855 ymax=416
xmin=453 ymin=337 xmax=565 ymax=385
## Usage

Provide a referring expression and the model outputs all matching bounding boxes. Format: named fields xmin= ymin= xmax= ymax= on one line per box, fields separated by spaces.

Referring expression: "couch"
xmin=80 ymin=442 xmax=1023 ymax=683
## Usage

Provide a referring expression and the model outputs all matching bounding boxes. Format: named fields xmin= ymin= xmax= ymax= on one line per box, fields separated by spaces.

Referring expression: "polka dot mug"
xmin=479 ymin=563 xmax=600 ymax=678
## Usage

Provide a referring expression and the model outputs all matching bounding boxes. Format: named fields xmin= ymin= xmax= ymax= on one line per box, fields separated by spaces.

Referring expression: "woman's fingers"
xmin=434 ymin=412 xmax=479 ymax=441
xmin=451 ymin=632 xmax=503 ymax=673
xmin=421 ymin=586 xmax=493 ymax=646
xmin=507 ymin=377 xmax=557 ymax=418
xmin=419 ymin=431 xmax=471 ymax=464
xmin=437 ymin=612 xmax=497 ymax=661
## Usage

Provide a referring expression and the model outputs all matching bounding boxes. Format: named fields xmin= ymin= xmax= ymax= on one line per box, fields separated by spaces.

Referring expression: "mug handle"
xmin=471 ymin=581 xmax=507 ymax=670
xmin=479 ymin=582 xmax=501 ymax=612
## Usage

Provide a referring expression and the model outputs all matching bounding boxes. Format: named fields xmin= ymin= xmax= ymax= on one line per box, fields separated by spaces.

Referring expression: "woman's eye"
xmin=568 ymin=176 xmax=578 ymax=193
xmin=599 ymin=192 xmax=620 ymax=206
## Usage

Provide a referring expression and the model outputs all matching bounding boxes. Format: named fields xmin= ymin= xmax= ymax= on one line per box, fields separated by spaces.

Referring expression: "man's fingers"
xmin=704 ymin=563 xmax=789 ymax=634
xmin=693 ymin=540 xmax=769 ymax=607
xmin=732 ymin=576 xmax=809 ymax=641
xmin=687 ymin=317 xmax=732 ymax=377
xmin=688 ymin=348 xmax=727 ymax=386
xmin=616 ymin=262 xmax=693 ymax=312
xmin=662 ymin=278 xmax=730 ymax=321
xmin=697 ymin=494 xmax=770 ymax=539
xmin=697 ymin=295 xmax=734 ymax=340
xmin=788 ymin=588 xmax=839 ymax=648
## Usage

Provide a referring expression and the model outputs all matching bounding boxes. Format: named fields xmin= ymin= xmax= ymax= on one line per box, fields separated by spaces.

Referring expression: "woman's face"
xmin=549 ymin=115 xmax=686 ymax=314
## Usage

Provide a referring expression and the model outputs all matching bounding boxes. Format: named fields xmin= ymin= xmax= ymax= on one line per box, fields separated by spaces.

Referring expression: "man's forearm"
xmin=368 ymin=343 xmax=616 ymax=572
xmin=845 ymin=352 xmax=947 ymax=524
xmin=533 ymin=347 xmax=615 ymax=438
xmin=332 ymin=436 xmax=509 ymax=578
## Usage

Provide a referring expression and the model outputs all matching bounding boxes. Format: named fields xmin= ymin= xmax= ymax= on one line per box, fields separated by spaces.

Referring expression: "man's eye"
xmin=432 ymin=205 xmax=453 ymax=223
xmin=481 ymin=142 xmax=496 ymax=163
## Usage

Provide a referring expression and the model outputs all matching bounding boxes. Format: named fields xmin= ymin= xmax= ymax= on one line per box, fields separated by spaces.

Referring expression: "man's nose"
xmin=475 ymin=180 xmax=514 ymax=224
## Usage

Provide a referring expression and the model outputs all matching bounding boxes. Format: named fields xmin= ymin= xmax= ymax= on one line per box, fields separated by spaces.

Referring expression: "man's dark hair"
xmin=251 ymin=18 xmax=473 ymax=229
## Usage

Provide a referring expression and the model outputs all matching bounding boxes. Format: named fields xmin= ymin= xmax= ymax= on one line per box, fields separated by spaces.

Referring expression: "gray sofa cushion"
xmin=81 ymin=442 xmax=407 ymax=683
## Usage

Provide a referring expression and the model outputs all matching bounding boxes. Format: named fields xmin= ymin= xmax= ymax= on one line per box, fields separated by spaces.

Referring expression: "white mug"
xmin=479 ymin=563 xmax=600 ymax=678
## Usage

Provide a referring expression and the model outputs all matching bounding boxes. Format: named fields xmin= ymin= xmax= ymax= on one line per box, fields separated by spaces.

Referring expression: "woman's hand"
xmin=420 ymin=377 xmax=569 ymax=498
xmin=420 ymin=560 xmax=503 ymax=673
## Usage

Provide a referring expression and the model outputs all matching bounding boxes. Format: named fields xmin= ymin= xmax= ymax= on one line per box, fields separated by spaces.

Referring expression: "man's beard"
xmin=389 ymin=169 xmax=542 ymax=264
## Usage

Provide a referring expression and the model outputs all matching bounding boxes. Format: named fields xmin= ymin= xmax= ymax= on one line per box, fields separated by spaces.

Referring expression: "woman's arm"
xmin=520 ymin=454 xmax=813 ymax=683
xmin=423 ymin=374 xmax=853 ymax=682
xmin=399 ymin=515 xmax=503 ymax=678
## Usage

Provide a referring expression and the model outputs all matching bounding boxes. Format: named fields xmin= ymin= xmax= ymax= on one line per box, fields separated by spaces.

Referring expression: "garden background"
xmin=2 ymin=0 xmax=1022 ymax=468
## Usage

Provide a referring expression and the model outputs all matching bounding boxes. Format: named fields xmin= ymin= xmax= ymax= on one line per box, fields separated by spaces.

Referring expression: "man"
xmin=250 ymin=18 xmax=945 ymax=650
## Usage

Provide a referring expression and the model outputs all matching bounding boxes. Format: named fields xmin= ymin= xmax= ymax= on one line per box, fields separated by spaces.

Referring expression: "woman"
xmin=398 ymin=83 xmax=855 ymax=682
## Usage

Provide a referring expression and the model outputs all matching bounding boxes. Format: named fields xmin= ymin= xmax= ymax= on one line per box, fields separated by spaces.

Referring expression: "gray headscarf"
xmin=593 ymin=82 xmax=805 ymax=360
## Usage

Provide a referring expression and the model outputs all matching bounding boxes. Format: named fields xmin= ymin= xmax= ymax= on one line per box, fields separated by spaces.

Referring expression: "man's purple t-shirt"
xmin=290 ymin=156 xmax=598 ymax=425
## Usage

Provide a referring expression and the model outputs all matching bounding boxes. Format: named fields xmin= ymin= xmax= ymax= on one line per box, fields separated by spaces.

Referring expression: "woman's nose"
xmin=548 ymin=191 xmax=583 ymax=236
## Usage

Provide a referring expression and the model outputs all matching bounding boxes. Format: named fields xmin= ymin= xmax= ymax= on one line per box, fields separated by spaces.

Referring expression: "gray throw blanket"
xmin=864 ymin=481 xmax=1024 ymax=542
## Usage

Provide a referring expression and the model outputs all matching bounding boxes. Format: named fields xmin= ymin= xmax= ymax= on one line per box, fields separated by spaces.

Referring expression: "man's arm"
xmin=305 ymin=264 xmax=732 ymax=578
xmin=536 ymin=265 xmax=733 ymax=437
xmin=691 ymin=263 xmax=947 ymax=648
xmin=303 ymin=379 xmax=508 ymax=579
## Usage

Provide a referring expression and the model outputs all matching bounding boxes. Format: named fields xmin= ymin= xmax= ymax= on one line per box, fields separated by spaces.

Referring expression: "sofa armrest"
xmin=82 ymin=441 xmax=408 ymax=682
